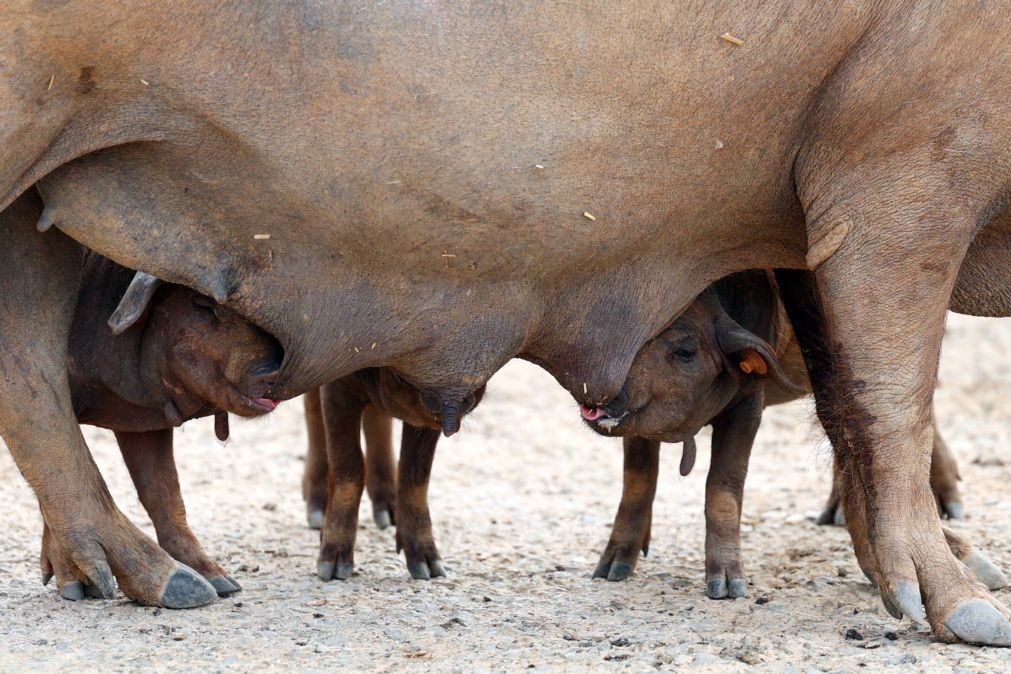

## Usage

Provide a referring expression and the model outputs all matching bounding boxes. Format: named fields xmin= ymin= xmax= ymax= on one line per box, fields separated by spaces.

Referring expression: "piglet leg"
xmin=116 ymin=429 xmax=241 ymax=596
xmin=395 ymin=424 xmax=445 ymax=579
xmin=704 ymin=392 xmax=762 ymax=599
xmin=316 ymin=383 xmax=366 ymax=581
xmin=362 ymin=405 xmax=397 ymax=530
xmin=593 ymin=437 xmax=659 ymax=581
xmin=301 ymin=388 xmax=329 ymax=530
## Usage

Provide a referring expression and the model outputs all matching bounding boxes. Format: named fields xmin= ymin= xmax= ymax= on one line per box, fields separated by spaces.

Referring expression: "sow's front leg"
xmin=116 ymin=430 xmax=241 ymax=596
xmin=0 ymin=192 xmax=215 ymax=608
xmin=594 ymin=437 xmax=659 ymax=582
xmin=704 ymin=393 xmax=762 ymax=600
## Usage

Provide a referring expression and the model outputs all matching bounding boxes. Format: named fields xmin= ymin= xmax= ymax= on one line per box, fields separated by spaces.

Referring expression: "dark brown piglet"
xmin=581 ymin=271 xmax=995 ymax=599
xmin=40 ymin=257 xmax=283 ymax=602
xmin=305 ymin=369 xmax=483 ymax=581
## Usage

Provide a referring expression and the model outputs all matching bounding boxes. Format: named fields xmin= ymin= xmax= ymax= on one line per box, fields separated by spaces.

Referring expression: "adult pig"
xmin=1 ymin=2 xmax=1009 ymax=643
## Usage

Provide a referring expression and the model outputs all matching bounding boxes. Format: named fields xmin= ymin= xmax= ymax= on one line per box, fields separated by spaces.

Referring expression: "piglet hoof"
xmin=942 ymin=599 xmax=1011 ymax=646
xmin=961 ymin=551 xmax=1009 ymax=591
xmin=373 ymin=508 xmax=394 ymax=531
xmin=406 ymin=558 xmax=447 ymax=581
xmin=398 ymin=535 xmax=446 ymax=580
xmin=815 ymin=505 xmax=836 ymax=526
xmin=593 ymin=539 xmax=646 ymax=581
xmin=705 ymin=572 xmax=748 ymax=600
xmin=593 ymin=558 xmax=634 ymax=582
xmin=316 ymin=560 xmax=354 ymax=582
xmin=942 ymin=501 xmax=965 ymax=521
xmin=160 ymin=565 xmax=218 ymax=609
xmin=209 ymin=575 xmax=243 ymax=596
xmin=306 ymin=509 xmax=325 ymax=531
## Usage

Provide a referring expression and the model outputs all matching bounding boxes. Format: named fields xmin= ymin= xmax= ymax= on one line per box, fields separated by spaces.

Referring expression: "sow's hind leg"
xmin=817 ymin=415 xmax=964 ymax=525
xmin=778 ymin=183 xmax=1011 ymax=644
xmin=0 ymin=191 xmax=215 ymax=608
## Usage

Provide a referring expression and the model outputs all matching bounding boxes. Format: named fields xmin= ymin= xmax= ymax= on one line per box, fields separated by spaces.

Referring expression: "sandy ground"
xmin=1 ymin=313 xmax=1010 ymax=672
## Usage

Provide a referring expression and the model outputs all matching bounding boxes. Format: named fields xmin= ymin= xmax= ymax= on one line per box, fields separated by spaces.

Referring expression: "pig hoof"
xmin=83 ymin=583 xmax=106 ymax=599
xmin=606 ymin=563 xmax=634 ymax=582
xmin=373 ymin=509 xmax=393 ymax=530
xmin=883 ymin=580 xmax=927 ymax=626
xmin=160 ymin=565 xmax=218 ymax=609
xmin=815 ymin=506 xmax=836 ymax=526
xmin=592 ymin=548 xmax=639 ymax=581
xmin=728 ymin=578 xmax=748 ymax=598
xmin=945 ymin=600 xmax=1011 ymax=646
xmin=944 ymin=502 xmax=965 ymax=521
xmin=429 ymin=559 xmax=448 ymax=578
xmin=209 ymin=576 xmax=242 ymax=596
xmin=59 ymin=581 xmax=85 ymax=601
xmin=407 ymin=561 xmax=430 ymax=580
xmin=306 ymin=510 xmax=324 ymax=530
xmin=833 ymin=507 xmax=846 ymax=527
xmin=963 ymin=551 xmax=1009 ymax=591
xmin=317 ymin=560 xmax=353 ymax=582
xmin=706 ymin=578 xmax=728 ymax=600
xmin=41 ymin=572 xmax=53 ymax=587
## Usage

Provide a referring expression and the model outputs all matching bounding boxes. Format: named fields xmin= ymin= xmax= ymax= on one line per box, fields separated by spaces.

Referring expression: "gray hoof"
xmin=592 ymin=559 xmax=612 ymax=580
xmin=429 ymin=559 xmax=448 ymax=578
xmin=945 ymin=502 xmax=965 ymax=521
xmin=963 ymin=551 xmax=1009 ymax=591
xmin=728 ymin=578 xmax=748 ymax=599
xmin=407 ymin=561 xmax=432 ymax=580
xmin=887 ymin=580 xmax=927 ymax=627
xmin=41 ymin=572 xmax=53 ymax=587
xmin=209 ymin=575 xmax=242 ymax=596
xmin=833 ymin=507 xmax=846 ymax=527
xmin=317 ymin=560 xmax=352 ymax=581
xmin=161 ymin=565 xmax=218 ymax=609
xmin=306 ymin=510 xmax=324 ymax=530
xmin=607 ymin=563 xmax=633 ymax=582
xmin=87 ymin=561 xmax=116 ymax=599
xmin=83 ymin=583 xmax=105 ymax=599
xmin=815 ymin=506 xmax=836 ymax=526
xmin=60 ymin=581 xmax=85 ymax=601
xmin=946 ymin=599 xmax=1011 ymax=646
xmin=373 ymin=509 xmax=393 ymax=530
xmin=707 ymin=578 xmax=728 ymax=600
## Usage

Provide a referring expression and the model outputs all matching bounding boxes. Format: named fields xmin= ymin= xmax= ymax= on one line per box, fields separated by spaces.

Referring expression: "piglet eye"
xmin=191 ymin=294 xmax=221 ymax=319
xmin=663 ymin=337 xmax=697 ymax=361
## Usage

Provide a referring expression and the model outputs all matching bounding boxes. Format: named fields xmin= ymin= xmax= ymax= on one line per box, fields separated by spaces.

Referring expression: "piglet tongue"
xmin=580 ymin=405 xmax=607 ymax=421
xmin=214 ymin=412 xmax=230 ymax=442
xmin=253 ymin=398 xmax=279 ymax=412
xmin=679 ymin=436 xmax=697 ymax=477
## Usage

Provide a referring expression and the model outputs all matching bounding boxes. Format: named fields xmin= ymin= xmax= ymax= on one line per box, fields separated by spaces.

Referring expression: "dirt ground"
xmin=1 ymin=313 xmax=1009 ymax=673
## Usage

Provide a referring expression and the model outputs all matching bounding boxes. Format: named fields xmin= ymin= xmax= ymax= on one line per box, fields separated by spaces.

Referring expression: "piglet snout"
xmin=602 ymin=388 xmax=630 ymax=418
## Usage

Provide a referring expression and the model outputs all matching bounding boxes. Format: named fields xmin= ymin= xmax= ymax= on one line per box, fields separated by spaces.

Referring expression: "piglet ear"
xmin=716 ymin=319 xmax=806 ymax=394
xmin=108 ymin=271 xmax=162 ymax=335
xmin=738 ymin=349 xmax=769 ymax=376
